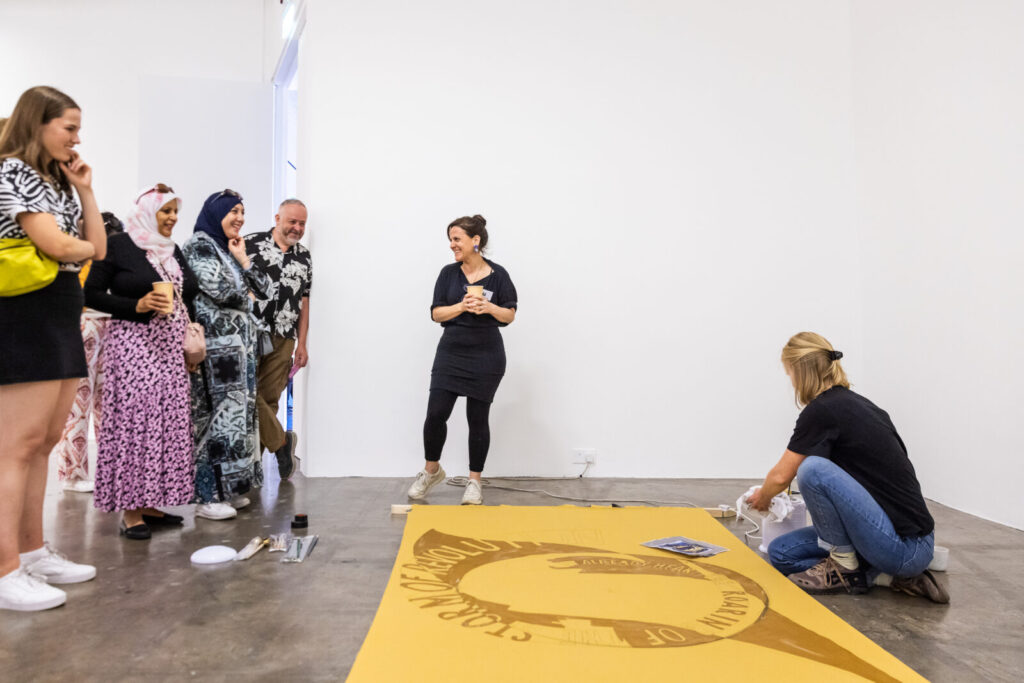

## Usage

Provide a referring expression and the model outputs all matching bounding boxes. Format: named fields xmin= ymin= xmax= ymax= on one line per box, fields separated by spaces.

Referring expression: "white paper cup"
xmin=928 ymin=544 xmax=949 ymax=572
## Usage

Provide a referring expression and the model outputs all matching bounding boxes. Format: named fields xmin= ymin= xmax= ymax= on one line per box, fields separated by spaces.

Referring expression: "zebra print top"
xmin=0 ymin=157 xmax=83 ymax=272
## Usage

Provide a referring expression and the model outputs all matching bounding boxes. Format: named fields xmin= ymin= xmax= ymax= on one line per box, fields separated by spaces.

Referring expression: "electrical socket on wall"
xmin=573 ymin=448 xmax=597 ymax=465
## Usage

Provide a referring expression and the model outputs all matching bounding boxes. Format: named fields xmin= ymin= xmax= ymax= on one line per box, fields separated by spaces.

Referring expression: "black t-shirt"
xmin=431 ymin=260 xmax=518 ymax=328
xmin=787 ymin=386 xmax=934 ymax=537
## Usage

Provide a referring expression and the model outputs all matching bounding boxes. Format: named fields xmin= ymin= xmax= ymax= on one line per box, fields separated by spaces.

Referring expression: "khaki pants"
xmin=257 ymin=335 xmax=295 ymax=453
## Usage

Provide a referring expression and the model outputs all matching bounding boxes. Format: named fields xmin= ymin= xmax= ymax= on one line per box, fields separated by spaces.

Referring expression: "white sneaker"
xmin=407 ymin=466 xmax=446 ymax=500
xmin=62 ymin=479 xmax=94 ymax=493
xmin=461 ymin=479 xmax=483 ymax=505
xmin=0 ymin=568 xmax=67 ymax=611
xmin=20 ymin=544 xmax=96 ymax=584
xmin=231 ymin=496 xmax=251 ymax=509
xmin=195 ymin=502 xmax=238 ymax=520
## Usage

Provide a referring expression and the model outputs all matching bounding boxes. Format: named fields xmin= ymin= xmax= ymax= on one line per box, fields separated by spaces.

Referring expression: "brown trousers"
xmin=257 ymin=335 xmax=295 ymax=453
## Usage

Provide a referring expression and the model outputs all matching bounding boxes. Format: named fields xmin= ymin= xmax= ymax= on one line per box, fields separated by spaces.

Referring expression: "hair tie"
xmin=828 ymin=350 xmax=843 ymax=361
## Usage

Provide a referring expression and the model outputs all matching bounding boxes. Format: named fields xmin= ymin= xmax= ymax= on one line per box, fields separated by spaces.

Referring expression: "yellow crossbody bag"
xmin=0 ymin=237 xmax=59 ymax=297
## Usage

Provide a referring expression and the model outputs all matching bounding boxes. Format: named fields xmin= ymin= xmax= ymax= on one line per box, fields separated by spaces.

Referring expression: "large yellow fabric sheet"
xmin=349 ymin=506 xmax=925 ymax=682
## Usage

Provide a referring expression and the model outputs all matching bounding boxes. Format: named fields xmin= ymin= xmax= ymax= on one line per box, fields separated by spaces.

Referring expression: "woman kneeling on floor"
xmin=746 ymin=332 xmax=948 ymax=604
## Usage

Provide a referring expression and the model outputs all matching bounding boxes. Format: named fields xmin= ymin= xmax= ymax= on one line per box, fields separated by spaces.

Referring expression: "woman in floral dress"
xmin=183 ymin=190 xmax=271 ymax=521
xmin=85 ymin=184 xmax=197 ymax=538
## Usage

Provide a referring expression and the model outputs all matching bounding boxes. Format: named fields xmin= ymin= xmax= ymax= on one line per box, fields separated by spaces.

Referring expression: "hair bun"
xmin=472 ymin=214 xmax=486 ymax=227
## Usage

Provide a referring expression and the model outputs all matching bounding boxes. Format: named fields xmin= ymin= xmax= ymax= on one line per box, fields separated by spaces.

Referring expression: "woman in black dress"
xmin=407 ymin=215 xmax=517 ymax=505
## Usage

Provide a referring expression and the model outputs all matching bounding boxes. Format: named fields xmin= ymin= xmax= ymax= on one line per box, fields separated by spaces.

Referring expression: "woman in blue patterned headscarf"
xmin=183 ymin=190 xmax=271 ymax=521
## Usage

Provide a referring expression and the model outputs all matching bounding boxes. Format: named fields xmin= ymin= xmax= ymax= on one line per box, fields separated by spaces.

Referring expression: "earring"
xmin=473 ymin=244 xmax=479 ymax=253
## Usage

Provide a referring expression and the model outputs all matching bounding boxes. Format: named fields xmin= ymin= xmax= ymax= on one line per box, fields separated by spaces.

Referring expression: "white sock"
xmin=829 ymin=548 xmax=860 ymax=571
xmin=19 ymin=546 xmax=47 ymax=564
xmin=874 ymin=573 xmax=893 ymax=587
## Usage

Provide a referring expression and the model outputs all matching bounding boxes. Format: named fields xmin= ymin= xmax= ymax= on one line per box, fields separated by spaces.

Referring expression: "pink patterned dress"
xmin=93 ymin=270 xmax=194 ymax=512
xmin=53 ymin=311 xmax=108 ymax=481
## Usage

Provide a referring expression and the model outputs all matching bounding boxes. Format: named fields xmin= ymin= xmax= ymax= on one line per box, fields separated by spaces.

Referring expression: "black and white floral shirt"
xmin=0 ymin=157 xmax=83 ymax=272
xmin=244 ymin=229 xmax=312 ymax=339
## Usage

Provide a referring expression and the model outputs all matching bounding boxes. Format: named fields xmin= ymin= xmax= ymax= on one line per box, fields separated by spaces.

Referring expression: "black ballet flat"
xmin=142 ymin=512 xmax=184 ymax=526
xmin=119 ymin=520 xmax=152 ymax=540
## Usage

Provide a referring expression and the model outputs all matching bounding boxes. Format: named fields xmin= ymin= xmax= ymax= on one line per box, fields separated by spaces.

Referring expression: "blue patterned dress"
xmin=183 ymin=232 xmax=272 ymax=503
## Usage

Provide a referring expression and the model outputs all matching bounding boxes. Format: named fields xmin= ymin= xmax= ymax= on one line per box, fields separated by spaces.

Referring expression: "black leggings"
xmin=423 ymin=389 xmax=491 ymax=473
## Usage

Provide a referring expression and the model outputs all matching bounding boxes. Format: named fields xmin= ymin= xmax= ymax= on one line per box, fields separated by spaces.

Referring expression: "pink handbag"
xmin=157 ymin=260 xmax=206 ymax=365
xmin=183 ymin=313 xmax=207 ymax=365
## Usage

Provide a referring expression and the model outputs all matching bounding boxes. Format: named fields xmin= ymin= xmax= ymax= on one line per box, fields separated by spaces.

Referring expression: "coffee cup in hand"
xmin=152 ymin=281 xmax=174 ymax=314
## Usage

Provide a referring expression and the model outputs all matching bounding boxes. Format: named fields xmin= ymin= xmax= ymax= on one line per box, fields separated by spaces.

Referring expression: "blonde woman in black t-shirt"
xmin=746 ymin=332 xmax=948 ymax=603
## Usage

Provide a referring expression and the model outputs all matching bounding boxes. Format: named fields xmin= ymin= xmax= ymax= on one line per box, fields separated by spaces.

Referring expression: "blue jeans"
xmin=768 ymin=456 xmax=933 ymax=582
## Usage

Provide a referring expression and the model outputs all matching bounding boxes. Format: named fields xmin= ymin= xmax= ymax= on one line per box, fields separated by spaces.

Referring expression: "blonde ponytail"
xmin=781 ymin=332 xmax=850 ymax=406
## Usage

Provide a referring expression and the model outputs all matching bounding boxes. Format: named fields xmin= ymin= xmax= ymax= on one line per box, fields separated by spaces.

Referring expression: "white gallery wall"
xmin=0 ymin=0 xmax=272 ymax=239
xmin=296 ymin=0 xmax=865 ymax=481
xmin=3 ymin=1 xmax=1019 ymax=529
xmin=850 ymin=1 xmax=1024 ymax=529
xmin=296 ymin=1 xmax=1023 ymax=529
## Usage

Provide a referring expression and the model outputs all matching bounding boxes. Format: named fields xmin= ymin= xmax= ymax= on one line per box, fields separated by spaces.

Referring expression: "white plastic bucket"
xmin=758 ymin=498 xmax=808 ymax=554
xmin=928 ymin=544 xmax=949 ymax=572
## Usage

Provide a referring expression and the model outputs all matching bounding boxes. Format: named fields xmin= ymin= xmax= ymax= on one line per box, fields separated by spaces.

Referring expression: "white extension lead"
xmin=443 ymin=470 xmax=700 ymax=508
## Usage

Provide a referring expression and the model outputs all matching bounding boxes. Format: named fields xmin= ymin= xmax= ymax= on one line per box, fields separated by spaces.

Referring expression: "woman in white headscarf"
xmin=84 ymin=184 xmax=198 ymax=539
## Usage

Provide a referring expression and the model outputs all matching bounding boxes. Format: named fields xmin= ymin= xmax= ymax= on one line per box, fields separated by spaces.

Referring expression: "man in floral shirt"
xmin=244 ymin=199 xmax=312 ymax=478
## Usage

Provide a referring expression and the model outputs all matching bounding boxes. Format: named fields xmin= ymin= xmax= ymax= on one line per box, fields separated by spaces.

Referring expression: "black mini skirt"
xmin=430 ymin=325 xmax=506 ymax=402
xmin=0 ymin=271 xmax=87 ymax=385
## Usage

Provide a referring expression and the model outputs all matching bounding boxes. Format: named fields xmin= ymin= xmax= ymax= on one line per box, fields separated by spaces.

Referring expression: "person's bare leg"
xmin=0 ymin=380 xmax=66 ymax=575
xmin=18 ymin=378 xmax=78 ymax=554
xmin=123 ymin=509 xmax=145 ymax=527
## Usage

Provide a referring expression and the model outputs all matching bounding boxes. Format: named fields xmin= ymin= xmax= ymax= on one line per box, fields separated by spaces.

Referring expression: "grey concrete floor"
xmin=2 ymin=465 xmax=1022 ymax=682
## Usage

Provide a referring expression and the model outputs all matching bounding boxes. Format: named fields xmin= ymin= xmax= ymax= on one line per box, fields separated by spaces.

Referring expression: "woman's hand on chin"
xmin=60 ymin=152 xmax=93 ymax=191
xmin=228 ymin=237 xmax=250 ymax=267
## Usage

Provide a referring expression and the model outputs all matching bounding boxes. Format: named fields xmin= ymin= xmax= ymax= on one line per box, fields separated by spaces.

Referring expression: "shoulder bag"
xmin=0 ymin=237 xmax=59 ymax=297
xmin=155 ymin=258 xmax=206 ymax=365
xmin=182 ymin=306 xmax=207 ymax=365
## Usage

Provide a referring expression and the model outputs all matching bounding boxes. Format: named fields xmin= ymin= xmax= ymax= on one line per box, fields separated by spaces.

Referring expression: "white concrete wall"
xmin=850 ymin=1 xmax=1024 ymax=529
xmin=6 ymin=1 xmax=1019 ymax=529
xmin=296 ymin=1 xmax=863 ymax=481
xmin=0 ymin=0 xmax=271 ymax=233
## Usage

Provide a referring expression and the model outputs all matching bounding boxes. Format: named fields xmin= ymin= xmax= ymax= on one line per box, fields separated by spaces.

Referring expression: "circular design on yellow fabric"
xmin=457 ymin=552 xmax=767 ymax=647
xmin=401 ymin=531 xmax=769 ymax=649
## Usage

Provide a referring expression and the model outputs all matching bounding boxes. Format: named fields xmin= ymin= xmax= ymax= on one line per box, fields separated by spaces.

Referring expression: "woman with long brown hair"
xmin=0 ymin=86 xmax=106 ymax=611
